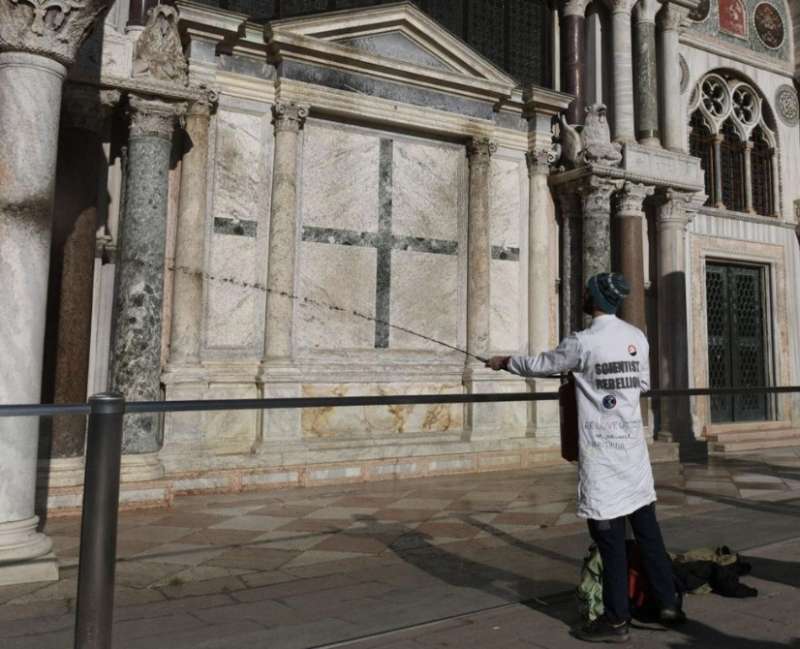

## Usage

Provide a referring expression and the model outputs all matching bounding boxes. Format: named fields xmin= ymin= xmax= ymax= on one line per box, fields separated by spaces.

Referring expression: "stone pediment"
xmin=265 ymin=1 xmax=517 ymax=103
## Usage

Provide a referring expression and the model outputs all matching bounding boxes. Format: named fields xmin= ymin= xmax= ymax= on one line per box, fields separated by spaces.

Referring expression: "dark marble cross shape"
xmin=302 ymin=138 xmax=519 ymax=348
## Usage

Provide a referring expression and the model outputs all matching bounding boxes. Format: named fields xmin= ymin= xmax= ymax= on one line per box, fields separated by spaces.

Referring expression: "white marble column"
xmin=605 ymin=0 xmax=638 ymax=143
xmin=0 ymin=0 xmax=113 ymax=585
xmin=466 ymin=137 xmax=497 ymax=363
xmin=655 ymin=190 xmax=697 ymax=445
xmin=635 ymin=0 xmax=660 ymax=146
xmin=743 ymin=141 xmax=755 ymax=214
xmin=658 ymin=3 xmax=688 ymax=152
xmin=263 ymin=103 xmax=309 ymax=362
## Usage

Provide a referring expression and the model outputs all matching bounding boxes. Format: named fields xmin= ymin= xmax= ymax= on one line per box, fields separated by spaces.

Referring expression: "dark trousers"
xmin=587 ymin=503 xmax=677 ymax=623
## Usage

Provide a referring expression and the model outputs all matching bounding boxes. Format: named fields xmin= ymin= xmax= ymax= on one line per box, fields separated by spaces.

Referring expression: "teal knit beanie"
xmin=587 ymin=273 xmax=630 ymax=314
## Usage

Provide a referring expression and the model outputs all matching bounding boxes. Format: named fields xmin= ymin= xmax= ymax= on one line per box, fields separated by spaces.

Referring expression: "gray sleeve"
xmin=506 ymin=334 xmax=584 ymax=377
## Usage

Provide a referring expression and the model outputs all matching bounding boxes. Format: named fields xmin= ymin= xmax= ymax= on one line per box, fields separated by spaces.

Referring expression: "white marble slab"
xmin=490 ymin=259 xmax=521 ymax=352
xmin=490 ymin=157 xmax=524 ymax=248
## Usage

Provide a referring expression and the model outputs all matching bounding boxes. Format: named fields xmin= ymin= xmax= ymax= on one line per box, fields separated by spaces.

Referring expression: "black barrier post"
xmin=74 ymin=393 xmax=125 ymax=649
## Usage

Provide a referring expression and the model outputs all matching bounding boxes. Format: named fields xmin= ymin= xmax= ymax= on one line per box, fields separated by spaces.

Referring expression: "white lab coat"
xmin=507 ymin=314 xmax=656 ymax=521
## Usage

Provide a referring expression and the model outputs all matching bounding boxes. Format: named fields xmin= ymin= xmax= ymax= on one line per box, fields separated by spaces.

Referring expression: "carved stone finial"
xmin=272 ymin=102 xmax=309 ymax=133
xmin=0 ymin=0 xmax=113 ymax=66
xmin=467 ymin=137 xmax=497 ymax=167
xmin=128 ymin=95 xmax=186 ymax=140
xmin=132 ymin=4 xmax=188 ymax=86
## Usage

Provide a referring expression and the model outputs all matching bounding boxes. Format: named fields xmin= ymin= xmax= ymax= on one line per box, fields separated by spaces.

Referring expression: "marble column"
xmin=615 ymin=182 xmax=654 ymax=331
xmin=263 ymin=103 xmax=308 ymax=362
xmin=0 ymin=0 xmax=112 ymax=585
xmin=562 ymin=0 xmax=590 ymax=124
xmin=466 ymin=137 xmax=497 ymax=362
xmin=635 ymin=0 xmax=660 ymax=146
xmin=557 ymin=191 xmax=583 ymax=337
xmin=658 ymin=3 xmax=687 ymax=152
xmin=110 ymin=96 xmax=184 ymax=478
xmin=743 ymin=142 xmax=755 ymax=214
xmin=580 ymin=176 xmax=622 ymax=289
xmin=655 ymin=190 xmax=695 ymax=445
xmin=40 ymin=86 xmax=119 ymax=488
xmin=712 ymin=134 xmax=724 ymax=208
xmin=606 ymin=0 xmax=638 ymax=143
xmin=169 ymin=96 xmax=215 ymax=366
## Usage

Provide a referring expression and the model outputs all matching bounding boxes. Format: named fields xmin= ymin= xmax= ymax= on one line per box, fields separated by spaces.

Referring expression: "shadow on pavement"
xmin=743 ymin=555 xmax=800 ymax=589
xmin=665 ymin=618 xmax=800 ymax=649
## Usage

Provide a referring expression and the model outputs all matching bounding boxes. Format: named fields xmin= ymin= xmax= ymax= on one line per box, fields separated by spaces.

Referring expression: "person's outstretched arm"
xmin=486 ymin=334 xmax=584 ymax=377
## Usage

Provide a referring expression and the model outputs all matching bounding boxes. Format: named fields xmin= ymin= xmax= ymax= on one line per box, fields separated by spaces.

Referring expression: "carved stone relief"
xmin=775 ymin=84 xmax=799 ymax=127
xmin=132 ymin=4 xmax=188 ymax=85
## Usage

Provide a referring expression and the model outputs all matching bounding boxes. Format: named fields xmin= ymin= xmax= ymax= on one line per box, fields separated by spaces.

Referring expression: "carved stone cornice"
xmin=563 ymin=0 xmax=591 ymax=17
xmin=132 ymin=5 xmax=188 ymax=86
xmin=0 ymin=0 xmax=112 ymax=66
xmin=467 ymin=137 xmax=497 ymax=168
xmin=526 ymin=144 xmax=560 ymax=176
xmin=272 ymin=102 xmax=309 ymax=133
xmin=61 ymin=84 xmax=120 ymax=133
xmin=128 ymin=95 xmax=186 ymax=140
xmin=616 ymin=182 xmax=655 ymax=216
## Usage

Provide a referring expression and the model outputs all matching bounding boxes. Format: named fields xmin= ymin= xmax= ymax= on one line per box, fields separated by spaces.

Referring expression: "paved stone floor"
xmin=2 ymin=447 xmax=800 ymax=648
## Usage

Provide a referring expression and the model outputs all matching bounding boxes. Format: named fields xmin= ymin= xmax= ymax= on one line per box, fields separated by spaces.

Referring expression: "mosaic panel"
xmin=754 ymin=1 xmax=784 ymax=48
xmin=774 ymin=84 xmax=799 ymax=126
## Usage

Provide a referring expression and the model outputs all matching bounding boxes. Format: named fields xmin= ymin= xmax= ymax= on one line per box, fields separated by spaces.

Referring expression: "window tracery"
xmin=689 ymin=72 xmax=778 ymax=216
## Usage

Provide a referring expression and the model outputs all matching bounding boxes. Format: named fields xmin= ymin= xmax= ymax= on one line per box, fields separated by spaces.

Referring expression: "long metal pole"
xmin=74 ymin=393 xmax=125 ymax=649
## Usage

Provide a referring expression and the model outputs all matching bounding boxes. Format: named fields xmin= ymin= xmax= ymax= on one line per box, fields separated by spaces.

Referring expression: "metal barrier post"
xmin=74 ymin=393 xmax=125 ymax=649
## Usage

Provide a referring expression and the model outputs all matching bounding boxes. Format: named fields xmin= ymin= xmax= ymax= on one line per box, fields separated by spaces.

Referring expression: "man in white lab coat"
xmin=487 ymin=272 xmax=683 ymax=643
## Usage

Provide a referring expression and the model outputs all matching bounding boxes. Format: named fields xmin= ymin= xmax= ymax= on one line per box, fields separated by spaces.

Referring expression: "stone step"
xmin=706 ymin=428 xmax=798 ymax=443
xmin=708 ymin=420 xmax=790 ymax=436
xmin=649 ymin=440 xmax=680 ymax=463
xmin=710 ymin=434 xmax=800 ymax=454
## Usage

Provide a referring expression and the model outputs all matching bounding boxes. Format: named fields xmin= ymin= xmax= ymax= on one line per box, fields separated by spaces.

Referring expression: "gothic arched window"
xmin=688 ymin=73 xmax=778 ymax=217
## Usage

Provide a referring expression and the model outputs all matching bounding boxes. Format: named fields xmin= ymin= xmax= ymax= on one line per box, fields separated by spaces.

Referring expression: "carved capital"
xmin=467 ymin=137 xmax=497 ymax=168
xmin=579 ymin=176 xmax=623 ymax=215
xmin=563 ymin=0 xmax=590 ymax=17
xmin=616 ymin=182 xmax=655 ymax=216
xmin=0 ymin=0 xmax=113 ymax=66
xmin=603 ymin=0 xmax=638 ymax=15
xmin=635 ymin=0 xmax=660 ymax=23
xmin=272 ymin=102 xmax=309 ymax=133
xmin=128 ymin=96 xmax=186 ymax=140
xmin=657 ymin=188 xmax=703 ymax=229
xmin=187 ymin=87 xmax=219 ymax=120
xmin=132 ymin=4 xmax=188 ymax=86
xmin=657 ymin=3 xmax=689 ymax=32
xmin=526 ymin=144 xmax=560 ymax=176
xmin=61 ymin=84 xmax=120 ymax=133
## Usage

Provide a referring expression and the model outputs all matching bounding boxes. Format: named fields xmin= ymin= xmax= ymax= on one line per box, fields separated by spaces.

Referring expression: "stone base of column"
xmin=0 ymin=516 xmax=58 ymax=587
xmin=121 ymin=453 xmax=165 ymax=482
xmin=462 ymin=366 xmax=528 ymax=441
xmin=37 ymin=456 xmax=85 ymax=488
xmin=257 ymin=364 xmax=304 ymax=452
xmin=526 ymin=378 xmax=561 ymax=440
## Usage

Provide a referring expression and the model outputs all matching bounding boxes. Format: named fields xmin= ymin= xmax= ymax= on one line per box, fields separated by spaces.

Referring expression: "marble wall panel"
xmin=491 ymin=260 xmax=521 ymax=352
xmin=392 ymin=139 xmax=463 ymax=242
xmin=204 ymin=382 xmax=259 ymax=453
xmin=301 ymin=121 xmax=380 ymax=233
xmin=490 ymin=157 xmax=525 ymax=248
xmin=205 ymin=106 xmax=271 ymax=354
xmin=390 ymin=250 xmax=459 ymax=350
xmin=301 ymin=382 xmax=464 ymax=439
xmin=297 ymin=241 xmax=377 ymax=349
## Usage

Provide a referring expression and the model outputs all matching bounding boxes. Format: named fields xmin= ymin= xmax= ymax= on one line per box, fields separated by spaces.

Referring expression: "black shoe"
xmin=573 ymin=616 xmax=631 ymax=643
xmin=659 ymin=606 xmax=687 ymax=625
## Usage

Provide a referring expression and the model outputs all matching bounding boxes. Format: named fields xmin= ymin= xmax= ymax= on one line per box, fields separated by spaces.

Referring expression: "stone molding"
xmin=271 ymin=101 xmax=309 ymax=133
xmin=61 ymin=84 xmax=120 ymax=133
xmin=128 ymin=95 xmax=186 ymax=140
xmin=467 ymin=137 xmax=497 ymax=167
xmin=616 ymin=181 xmax=655 ymax=216
xmin=132 ymin=4 xmax=188 ymax=86
xmin=0 ymin=0 xmax=112 ymax=66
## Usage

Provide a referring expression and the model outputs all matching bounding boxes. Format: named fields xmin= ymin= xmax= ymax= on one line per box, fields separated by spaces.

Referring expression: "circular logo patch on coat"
xmin=628 ymin=345 xmax=638 ymax=357
xmin=602 ymin=395 xmax=617 ymax=410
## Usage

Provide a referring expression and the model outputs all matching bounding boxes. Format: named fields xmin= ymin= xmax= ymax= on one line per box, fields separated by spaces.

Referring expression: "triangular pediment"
xmin=265 ymin=2 xmax=517 ymax=100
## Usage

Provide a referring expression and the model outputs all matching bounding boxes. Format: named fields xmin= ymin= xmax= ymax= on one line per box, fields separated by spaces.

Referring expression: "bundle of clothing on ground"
xmin=577 ymin=541 xmax=758 ymax=622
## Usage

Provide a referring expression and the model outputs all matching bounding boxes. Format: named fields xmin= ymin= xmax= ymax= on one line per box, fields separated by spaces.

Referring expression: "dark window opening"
xmin=750 ymin=126 xmax=774 ymax=217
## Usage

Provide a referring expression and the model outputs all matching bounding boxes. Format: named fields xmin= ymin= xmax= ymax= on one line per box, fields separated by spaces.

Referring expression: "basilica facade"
xmin=1 ymin=0 xmax=799 ymax=583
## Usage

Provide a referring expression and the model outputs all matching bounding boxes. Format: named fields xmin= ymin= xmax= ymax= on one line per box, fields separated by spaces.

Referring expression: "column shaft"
xmin=263 ymin=103 xmax=308 ymax=361
xmin=170 ymin=100 xmax=212 ymax=364
xmin=557 ymin=192 xmax=583 ymax=337
xmin=0 ymin=53 xmax=65 ymax=569
xmin=615 ymin=183 xmax=654 ymax=331
xmin=635 ymin=3 xmax=660 ymax=145
xmin=713 ymin=135 xmax=724 ymax=208
xmin=561 ymin=3 xmax=588 ymax=124
xmin=610 ymin=2 xmax=636 ymax=143
xmin=743 ymin=143 xmax=754 ymax=214
xmin=527 ymin=151 xmax=555 ymax=352
xmin=466 ymin=138 xmax=496 ymax=360
xmin=659 ymin=5 xmax=686 ymax=152
xmin=110 ymin=97 xmax=182 ymax=456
